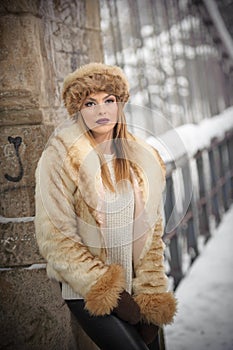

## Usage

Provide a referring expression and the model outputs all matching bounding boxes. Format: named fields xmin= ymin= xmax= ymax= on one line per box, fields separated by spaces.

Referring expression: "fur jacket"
xmin=35 ymin=120 xmax=177 ymax=326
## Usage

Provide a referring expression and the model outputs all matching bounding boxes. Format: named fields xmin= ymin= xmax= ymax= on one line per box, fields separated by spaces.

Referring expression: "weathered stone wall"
xmin=38 ymin=0 xmax=103 ymax=124
xmin=0 ymin=1 xmax=103 ymax=349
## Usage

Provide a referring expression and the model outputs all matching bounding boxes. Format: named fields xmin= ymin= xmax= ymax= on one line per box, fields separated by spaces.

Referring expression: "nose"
xmin=96 ymin=103 xmax=106 ymax=115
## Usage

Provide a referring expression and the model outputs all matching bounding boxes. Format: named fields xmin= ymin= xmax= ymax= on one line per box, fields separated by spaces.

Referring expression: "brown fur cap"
xmin=62 ymin=62 xmax=130 ymax=116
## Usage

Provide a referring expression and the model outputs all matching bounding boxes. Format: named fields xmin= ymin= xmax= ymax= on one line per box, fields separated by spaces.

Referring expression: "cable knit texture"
xmin=104 ymin=153 xmax=134 ymax=294
xmin=61 ymin=153 xmax=134 ymax=300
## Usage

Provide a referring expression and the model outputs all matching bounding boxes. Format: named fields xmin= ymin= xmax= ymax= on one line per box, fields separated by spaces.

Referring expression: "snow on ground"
xmin=164 ymin=204 xmax=233 ymax=350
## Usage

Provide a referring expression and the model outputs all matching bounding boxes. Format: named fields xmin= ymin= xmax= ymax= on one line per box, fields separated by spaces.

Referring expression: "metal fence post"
xmin=208 ymin=138 xmax=222 ymax=226
xmin=225 ymin=130 xmax=233 ymax=203
xmin=195 ymin=149 xmax=211 ymax=241
xmin=218 ymin=137 xmax=230 ymax=211
xmin=164 ymin=162 xmax=183 ymax=289
xmin=180 ymin=156 xmax=199 ymax=263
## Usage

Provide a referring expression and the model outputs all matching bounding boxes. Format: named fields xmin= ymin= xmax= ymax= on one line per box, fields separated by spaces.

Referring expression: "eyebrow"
xmin=85 ymin=94 xmax=114 ymax=102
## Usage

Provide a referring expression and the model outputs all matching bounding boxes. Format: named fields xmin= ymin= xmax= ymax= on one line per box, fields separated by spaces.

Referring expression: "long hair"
xmin=78 ymin=102 xmax=132 ymax=192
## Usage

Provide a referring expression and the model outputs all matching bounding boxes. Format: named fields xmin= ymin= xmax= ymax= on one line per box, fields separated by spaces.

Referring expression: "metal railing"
xmin=163 ymin=129 xmax=233 ymax=290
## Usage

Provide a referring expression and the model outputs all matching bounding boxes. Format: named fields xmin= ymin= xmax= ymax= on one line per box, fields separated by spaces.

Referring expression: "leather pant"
xmin=66 ymin=299 xmax=159 ymax=350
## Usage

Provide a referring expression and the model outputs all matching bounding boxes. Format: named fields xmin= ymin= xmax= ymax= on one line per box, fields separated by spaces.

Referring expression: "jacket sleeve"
xmin=133 ymin=213 xmax=177 ymax=326
xmin=35 ymin=138 xmax=125 ymax=316
xmin=133 ymin=148 xmax=177 ymax=326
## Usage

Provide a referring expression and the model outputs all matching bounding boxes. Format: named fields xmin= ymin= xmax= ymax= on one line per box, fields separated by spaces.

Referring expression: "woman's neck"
xmin=93 ymin=132 xmax=115 ymax=155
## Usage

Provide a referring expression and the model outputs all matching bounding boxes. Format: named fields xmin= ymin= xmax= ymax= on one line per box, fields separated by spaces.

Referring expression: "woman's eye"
xmin=84 ymin=101 xmax=95 ymax=107
xmin=105 ymin=98 xmax=115 ymax=104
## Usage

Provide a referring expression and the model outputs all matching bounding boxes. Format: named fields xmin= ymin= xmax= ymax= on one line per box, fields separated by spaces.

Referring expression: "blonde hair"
xmin=78 ymin=103 xmax=132 ymax=192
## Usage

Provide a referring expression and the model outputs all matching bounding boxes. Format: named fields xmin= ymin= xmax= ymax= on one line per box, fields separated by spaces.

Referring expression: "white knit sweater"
xmin=62 ymin=154 xmax=135 ymax=299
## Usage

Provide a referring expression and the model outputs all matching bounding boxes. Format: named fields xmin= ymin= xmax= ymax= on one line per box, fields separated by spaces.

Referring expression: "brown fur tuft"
xmin=62 ymin=62 xmax=130 ymax=116
xmin=153 ymin=148 xmax=166 ymax=183
xmin=85 ymin=264 xmax=125 ymax=316
xmin=134 ymin=292 xmax=177 ymax=326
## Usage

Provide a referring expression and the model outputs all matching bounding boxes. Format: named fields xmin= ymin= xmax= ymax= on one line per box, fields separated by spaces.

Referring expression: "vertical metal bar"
xmin=208 ymin=139 xmax=221 ymax=226
xmin=226 ymin=130 xmax=233 ymax=202
xmin=194 ymin=2 xmax=218 ymax=117
xmin=185 ymin=2 xmax=203 ymax=122
xmin=104 ymin=0 xmax=124 ymax=66
xmin=174 ymin=0 xmax=195 ymax=124
xmin=164 ymin=168 xmax=183 ymax=289
xmin=218 ymin=139 xmax=229 ymax=212
xmin=163 ymin=0 xmax=184 ymax=126
xmin=130 ymin=0 xmax=157 ymax=134
xmin=181 ymin=158 xmax=199 ymax=262
xmin=112 ymin=0 xmax=124 ymax=66
xmin=195 ymin=150 xmax=211 ymax=241
xmin=151 ymin=0 xmax=173 ymax=122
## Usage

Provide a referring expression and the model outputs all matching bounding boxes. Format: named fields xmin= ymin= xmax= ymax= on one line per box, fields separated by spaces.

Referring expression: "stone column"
xmin=0 ymin=1 xmax=103 ymax=349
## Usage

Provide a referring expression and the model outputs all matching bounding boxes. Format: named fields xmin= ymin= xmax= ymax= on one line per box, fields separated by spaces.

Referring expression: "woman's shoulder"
xmin=53 ymin=120 xmax=82 ymax=144
xmin=44 ymin=120 xmax=84 ymax=152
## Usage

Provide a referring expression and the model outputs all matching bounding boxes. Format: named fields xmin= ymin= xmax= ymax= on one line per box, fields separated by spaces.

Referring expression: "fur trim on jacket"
xmin=35 ymin=119 xmax=177 ymax=324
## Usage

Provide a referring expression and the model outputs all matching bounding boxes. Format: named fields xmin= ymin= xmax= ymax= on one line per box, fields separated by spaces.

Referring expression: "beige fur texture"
xmin=133 ymin=216 xmax=169 ymax=295
xmin=85 ymin=264 xmax=125 ymax=315
xmin=34 ymin=121 xmax=177 ymax=322
xmin=62 ymin=62 xmax=130 ymax=115
xmin=135 ymin=292 xmax=177 ymax=325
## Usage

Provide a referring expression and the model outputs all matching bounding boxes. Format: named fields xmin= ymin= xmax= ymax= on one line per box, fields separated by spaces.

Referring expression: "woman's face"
xmin=80 ymin=91 xmax=118 ymax=140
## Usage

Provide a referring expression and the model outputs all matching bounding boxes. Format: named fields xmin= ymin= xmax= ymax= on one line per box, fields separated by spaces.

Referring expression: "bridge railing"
xmin=162 ymin=128 xmax=233 ymax=290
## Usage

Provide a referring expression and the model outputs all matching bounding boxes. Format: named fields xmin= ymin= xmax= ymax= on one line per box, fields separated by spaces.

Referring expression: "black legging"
xmin=66 ymin=299 xmax=159 ymax=350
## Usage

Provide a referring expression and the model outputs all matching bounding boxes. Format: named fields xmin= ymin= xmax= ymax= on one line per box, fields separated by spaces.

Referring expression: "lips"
xmin=96 ymin=118 xmax=110 ymax=125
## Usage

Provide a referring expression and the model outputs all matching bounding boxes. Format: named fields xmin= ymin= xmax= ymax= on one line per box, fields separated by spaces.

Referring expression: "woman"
xmin=35 ymin=62 xmax=177 ymax=350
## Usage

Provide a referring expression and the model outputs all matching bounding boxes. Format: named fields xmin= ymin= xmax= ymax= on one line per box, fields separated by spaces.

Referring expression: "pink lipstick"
xmin=96 ymin=118 xmax=110 ymax=124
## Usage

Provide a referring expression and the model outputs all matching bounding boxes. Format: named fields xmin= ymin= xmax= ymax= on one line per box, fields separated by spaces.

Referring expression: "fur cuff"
xmin=134 ymin=292 xmax=177 ymax=325
xmin=85 ymin=264 xmax=125 ymax=316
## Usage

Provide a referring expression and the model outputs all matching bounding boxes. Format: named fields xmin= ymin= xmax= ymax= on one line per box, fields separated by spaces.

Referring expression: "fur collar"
xmin=54 ymin=119 xmax=164 ymax=229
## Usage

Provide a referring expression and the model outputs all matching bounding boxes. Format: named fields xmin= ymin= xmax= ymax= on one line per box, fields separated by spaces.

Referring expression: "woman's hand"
xmin=136 ymin=321 xmax=159 ymax=345
xmin=112 ymin=290 xmax=141 ymax=325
